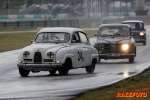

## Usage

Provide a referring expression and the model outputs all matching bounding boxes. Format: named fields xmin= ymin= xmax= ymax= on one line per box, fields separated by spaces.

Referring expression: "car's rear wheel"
xmin=85 ymin=59 xmax=96 ymax=73
xmin=49 ymin=69 xmax=57 ymax=75
xmin=58 ymin=61 xmax=69 ymax=75
xmin=18 ymin=67 xmax=30 ymax=77
xmin=129 ymin=56 xmax=134 ymax=63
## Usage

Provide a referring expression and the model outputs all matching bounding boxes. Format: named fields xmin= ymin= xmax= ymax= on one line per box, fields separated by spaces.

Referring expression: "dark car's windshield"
xmin=123 ymin=22 xmax=144 ymax=30
xmin=99 ymin=26 xmax=130 ymax=37
xmin=35 ymin=32 xmax=70 ymax=43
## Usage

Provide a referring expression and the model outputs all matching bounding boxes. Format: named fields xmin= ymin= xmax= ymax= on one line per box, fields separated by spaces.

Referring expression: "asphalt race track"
xmin=0 ymin=26 xmax=150 ymax=100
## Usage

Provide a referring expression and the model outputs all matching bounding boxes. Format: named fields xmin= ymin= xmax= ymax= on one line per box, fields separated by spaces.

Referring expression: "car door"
xmin=71 ymin=32 xmax=84 ymax=68
xmin=78 ymin=32 xmax=91 ymax=66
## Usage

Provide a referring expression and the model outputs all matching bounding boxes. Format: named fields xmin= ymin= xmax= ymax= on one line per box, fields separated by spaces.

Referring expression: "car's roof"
xmin=99 ymin=24 xmax=130 ymax=28
xmin=122 ymin=20 xmax=143 ymax=23
xmin=38 ymin=27 xmax=84 ymax=34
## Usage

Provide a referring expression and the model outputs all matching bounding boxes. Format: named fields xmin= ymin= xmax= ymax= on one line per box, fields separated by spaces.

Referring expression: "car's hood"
xmin=95 ymin=37 xmax=130 ymax=44
xmin=22 ymin=43 xmax=67 ymax=53
xmin=131 ymin=29 xmax=144 ymax=34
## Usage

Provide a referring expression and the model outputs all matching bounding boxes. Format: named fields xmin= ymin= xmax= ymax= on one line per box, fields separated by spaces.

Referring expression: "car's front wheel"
xmin=85 ymin=59 xmax=96 ymax=73
xmin=18 ymin=67 xmax=30 ymax=77
xmin=49 ymin=69 xmax=57 ymax=75
xmin=129 ymin=56 xmax=134 ymax=63
xmin=58 ymin=61 xmax=69 ymax=75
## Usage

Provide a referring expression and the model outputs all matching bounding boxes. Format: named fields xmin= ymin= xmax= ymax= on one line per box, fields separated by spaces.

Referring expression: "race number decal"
xmin=78 ymin=51 xmax=84 ymax=62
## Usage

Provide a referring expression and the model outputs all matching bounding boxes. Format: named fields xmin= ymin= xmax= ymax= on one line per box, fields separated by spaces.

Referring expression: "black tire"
xmin=86 ymin=59 xmax=96 ymax=73
xmin=18 ymin=67 xmax=30 ymax=77
xmin=143 ymin=41 xmax=146 ymax=45
xmin=49 ymin=69 xmax=57 ymax=75
xmin=129 ymin=57 xmax=134 ymax=63
xmin=58 ymin=61 xmax=69 ymax=75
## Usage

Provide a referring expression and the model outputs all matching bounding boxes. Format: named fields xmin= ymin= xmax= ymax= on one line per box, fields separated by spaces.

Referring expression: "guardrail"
xmin=0 ymin=19 xmax=80 ymax=28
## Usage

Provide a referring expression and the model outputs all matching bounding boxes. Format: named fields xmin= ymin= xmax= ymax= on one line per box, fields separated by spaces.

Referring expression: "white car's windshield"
xmin=99 ymin=26 xmax=130 ymax=37
xmin=35 ymin=32 xmax=70 ymax=43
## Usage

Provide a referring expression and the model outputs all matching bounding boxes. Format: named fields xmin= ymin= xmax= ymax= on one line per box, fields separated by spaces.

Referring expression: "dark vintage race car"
xmin=93 ymin=24 xmax=136 ymax=63
xmin=122 ymin=20 xmax=146 ymax=45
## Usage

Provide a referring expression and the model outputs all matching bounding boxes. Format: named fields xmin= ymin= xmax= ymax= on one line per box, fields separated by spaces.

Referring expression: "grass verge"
xmin=73 ymin=70 xmax=150 ymax=100
xmin=0 ymin=32 xmax=36 ymax=52
xmin=0 ymin=27 xmax=36 ymax=31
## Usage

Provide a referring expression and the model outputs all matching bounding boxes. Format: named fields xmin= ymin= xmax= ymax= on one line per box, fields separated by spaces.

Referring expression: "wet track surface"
xmin=0 ymin=26 xmax=150 ymax=100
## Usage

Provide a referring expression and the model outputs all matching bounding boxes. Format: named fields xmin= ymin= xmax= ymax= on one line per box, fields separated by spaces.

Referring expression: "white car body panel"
xmin=17 ymin=27 xmax=98 ymax=72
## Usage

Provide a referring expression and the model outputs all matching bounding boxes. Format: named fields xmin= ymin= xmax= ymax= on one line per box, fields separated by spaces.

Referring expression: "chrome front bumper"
xmin=98 ymin=53 xmax=136 ymax=59
xmin=17 ymin=63 xmax=62 ymax=71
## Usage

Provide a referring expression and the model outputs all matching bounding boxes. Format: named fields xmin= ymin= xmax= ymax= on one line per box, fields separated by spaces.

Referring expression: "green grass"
xmin=73 ymin=71 xmax=150 ymax=100
xmin=0 ymin=32 xmax=36 ymax=52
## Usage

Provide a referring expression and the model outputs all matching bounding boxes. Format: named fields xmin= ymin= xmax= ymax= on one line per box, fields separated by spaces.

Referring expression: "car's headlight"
xmin=23 ymin=51 xmax=30 ymax=58
xmin=122 ymin=44 xmax=129 ymax=51
xmin=140 ymin=32 xmax=144 ymax=36
xmin=47 ymin=52 xmax=54 ymax=58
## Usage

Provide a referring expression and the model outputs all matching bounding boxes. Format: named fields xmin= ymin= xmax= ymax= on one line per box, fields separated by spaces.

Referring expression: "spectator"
xmin=26 ymin=0 xmax=33 ymax=8
xmin=2 ymin=1 xmax=9 ymax=9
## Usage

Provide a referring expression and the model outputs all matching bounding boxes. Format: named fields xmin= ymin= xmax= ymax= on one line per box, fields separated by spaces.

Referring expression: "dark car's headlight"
xmin=23 ymin=51 xmax=30 ymax=58
xmin=140 ymin=32 xmax=144 ymax=36
xmin=122 ymin=44 xmax=129 ymax=51
xmin=47 ymin=52 xmax=54 ymax=58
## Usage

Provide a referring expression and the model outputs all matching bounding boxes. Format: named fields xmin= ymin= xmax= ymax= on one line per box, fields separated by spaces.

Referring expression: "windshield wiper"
xmin=114 ymin=33 xmax=125 ymax=36
xmin=54 ymin=36 xmax=62 ymax=43
xmin=101 ymin=34 xmax=115 ymax=37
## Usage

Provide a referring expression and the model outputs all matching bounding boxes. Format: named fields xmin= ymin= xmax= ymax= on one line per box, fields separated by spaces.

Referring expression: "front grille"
xmin=34 ymin=52 xmax=42 ymax=63
xmin=133 ymin=34 xmax=140 ymax=39
xmin=98 ymin=43 xmax=134 ymax=54
xmin=97 ymin=44 xmax=111 ymax=53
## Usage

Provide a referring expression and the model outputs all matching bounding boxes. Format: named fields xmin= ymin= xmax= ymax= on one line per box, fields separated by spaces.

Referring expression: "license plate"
xmin=107 ymin=53 xmax=120 ymax=57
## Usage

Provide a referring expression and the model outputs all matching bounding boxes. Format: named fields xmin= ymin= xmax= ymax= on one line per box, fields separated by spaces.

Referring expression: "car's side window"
xmin=71 ymin=32 xmax=81 ymax=43
xmin=79 ymin=32 xmax=88 ymax=44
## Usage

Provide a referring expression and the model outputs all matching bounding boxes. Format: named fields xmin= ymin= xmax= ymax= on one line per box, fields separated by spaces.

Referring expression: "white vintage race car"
xmin=17 ymin=27 xmax=98 ymax=77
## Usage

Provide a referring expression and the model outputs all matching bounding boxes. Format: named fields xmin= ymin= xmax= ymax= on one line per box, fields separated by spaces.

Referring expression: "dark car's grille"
xmin=98 ymin=43 xmax=134 ymax=54
xmin=97 ymin=44 xmax=111 ymax=53
xmin=34 ymin=52 xmax=42 ymax=63
xmin=133 ymin=34 xmax=140 ymax=39
xmin=102 ymin=44 xmax=111 ymax=53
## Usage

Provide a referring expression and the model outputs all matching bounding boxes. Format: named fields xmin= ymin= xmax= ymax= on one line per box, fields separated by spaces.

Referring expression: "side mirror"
xmin=87 ymin=37 xmax=91 ymax=45
xmin=31 ymin=40 xmax=34 ymax=44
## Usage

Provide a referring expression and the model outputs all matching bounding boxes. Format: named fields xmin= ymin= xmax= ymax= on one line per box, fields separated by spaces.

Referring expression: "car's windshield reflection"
xmin=35 ymin=32 xmax=70 ymax=43
xmin=99 ymin=27 xmax=130 ymax=37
